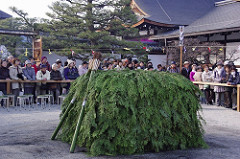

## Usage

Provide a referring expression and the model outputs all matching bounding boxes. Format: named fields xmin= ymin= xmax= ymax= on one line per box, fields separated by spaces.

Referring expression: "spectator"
xmin=189 ymin=64 xmax=197 ymax=81
xmin=213 ymin=62 xmax=225 ymax=106
xmin=194 ymin=66 xmax=205 ymax=104
xmin=0 ymin=60 xmax=11 ymax=95
xmin=78 ymin=61 xmax=88 ymax=76
xmin=64 ymin=60 xmax=79 ymax=92
xmin=222 ymin=65 xmax=232 ymax=108
xmin=56 ymin=59 xmax=64 ymax=78
xmin=126 ymin=63 xmax=134 ymax=70
xmin=22 ymin=60 xmax=36 ymax=96
xmin=29 ymin=56 xmax=38 ymax=74
xmin=181 ymin=61 xmax=191 ymax=79
xmin=167 ymin=61 xmax=179 ymax=73
xmin=228 ymin=65 xmax=240 ymax=110
xmin=115 ymin=61 xmax=124 ymax=70
xmin=112 ymin=60 xmax=118 ymax=69
xmin=138 ymin=61 xmax=145 ymax=70
xmin=7 ymin=55 xmax=14 ymax=68
xmin=202 ymin=66 xmax=213 ymax=105
xmin=9 ymin=58 xmax=26 ymax=105
xmin=148 ymin=65 xmax=154 ymax=71
xmin=50 ymin=63 xmax=63 ymax=104
xmin=133 ymin=60 xmax=139 ymax=69
xmin=38 ymin=56 xmax=51 ymax=71
xmin=36 ymin=64 xmax=50 ymax=96
xmin=157 ymin=64 xmax=164 ymax=72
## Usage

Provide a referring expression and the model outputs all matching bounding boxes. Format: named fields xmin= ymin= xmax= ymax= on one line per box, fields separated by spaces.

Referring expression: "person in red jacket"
xmin=37 ymin=56 xmax=51 ymax=72
xmin=28 ymin=56 xmax=38 ymax=74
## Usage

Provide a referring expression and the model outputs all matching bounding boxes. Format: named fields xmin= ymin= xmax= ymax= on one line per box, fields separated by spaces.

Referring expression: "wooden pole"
xmin=237 ymin=85 xmax=240 ymax=112
xmin=7 ymin=81 xmax=11 ymax=95
xmin=180 ymin=45 xmax=183 ymax=72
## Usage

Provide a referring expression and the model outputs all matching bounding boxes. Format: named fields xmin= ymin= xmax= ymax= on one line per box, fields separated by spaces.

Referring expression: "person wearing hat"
xmin=36 ymin=64 xmax=51 ymax=96
xmin=78 ymin=61 xmax=88 ymax=76
xmin=181 ymin=61 xmax=191 ymax=79
xmin=50 ymin=63 xmax=63 ymax=104
xmin=167 ymin=61 xmax=179 ymax=73
xmin=22 ymin=60 xmax=36 ymax=96
xmin=228 ymin=65 xmax=240 ymax=110
xmin=37 ymin=56 xmax=51 ymax=72
xmin=64 ymin=60 xmax=79 ymax=92
xmin=189 ymin=64 xmax=197 ymax=81
xmin=213 ymin=62 xmax=225 ymax=106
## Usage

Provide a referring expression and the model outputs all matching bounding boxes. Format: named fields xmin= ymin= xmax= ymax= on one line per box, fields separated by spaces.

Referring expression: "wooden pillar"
xmin=33 ymin=37 xmax=43 ymax=65
xmin=237 ymin=85 xmax=240 ymax=112
xmin=7 ymin=81 xmax=11 ymax=95
xmin=180 ymin=46 xmax=183 ymax=72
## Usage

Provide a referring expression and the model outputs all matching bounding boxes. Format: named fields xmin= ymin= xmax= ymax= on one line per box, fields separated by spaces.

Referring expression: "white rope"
xmin=155 ymin=0 xmax=172 ymax=21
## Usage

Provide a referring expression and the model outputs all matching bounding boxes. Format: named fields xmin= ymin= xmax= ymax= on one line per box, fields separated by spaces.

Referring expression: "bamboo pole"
xmin=51 ymin=93 xmax=77 ymax=140
xmin=69 ymin=59 xmax=99 ymax=153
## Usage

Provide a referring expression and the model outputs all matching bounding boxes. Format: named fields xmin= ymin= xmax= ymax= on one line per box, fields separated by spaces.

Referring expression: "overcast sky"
xmin=1 ymin=0 xmax=57 ymax=19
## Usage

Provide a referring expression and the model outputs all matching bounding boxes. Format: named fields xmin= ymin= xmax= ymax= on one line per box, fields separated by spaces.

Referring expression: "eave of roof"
xmin=149 ymin=2 xmax=240 ymax=40
xmin=132 ymin=18 xmax=176 ymax=28
xmin=0 ymin=10 xmax=12 ymax=19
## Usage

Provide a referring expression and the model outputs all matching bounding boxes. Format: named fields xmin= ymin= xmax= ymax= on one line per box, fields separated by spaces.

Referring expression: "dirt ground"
xmin=0 ymin=104 xmax=240 ymax=159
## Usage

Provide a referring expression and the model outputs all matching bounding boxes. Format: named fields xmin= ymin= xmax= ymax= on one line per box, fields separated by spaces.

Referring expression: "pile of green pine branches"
xmin=57 ymin=70 xmax=207 ymax=156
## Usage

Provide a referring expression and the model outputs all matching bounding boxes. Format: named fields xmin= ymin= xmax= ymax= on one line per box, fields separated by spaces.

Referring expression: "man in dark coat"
xmin=0 ymin=60 xmax=11 ymax=94
xmin=181 ymin=61 xmax=191 ymax=79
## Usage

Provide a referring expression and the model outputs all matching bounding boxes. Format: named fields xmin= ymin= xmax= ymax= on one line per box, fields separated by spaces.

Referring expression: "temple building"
xmin=0 ymin=10 xmax=12 ymax=20
xmin=131 ymin=0 xmax=240 ymax=65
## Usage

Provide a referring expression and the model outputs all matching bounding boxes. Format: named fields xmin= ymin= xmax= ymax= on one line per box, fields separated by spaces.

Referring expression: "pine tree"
xmin=39 ymin=0 xmax=144 ymax=55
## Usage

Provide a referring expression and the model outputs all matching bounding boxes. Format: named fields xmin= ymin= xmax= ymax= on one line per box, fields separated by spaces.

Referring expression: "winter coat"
xmin=9 ymin=65 xmax=26 ymax=89
xmin=167 ymin=66 xmax=179 ymax=73
xmin=190 ymin=71 xmax=196 ymax=81
xmin=57 ymin=66 xmax=64 ymax=79
xmin=181 ymin=67 xmax=191 ymax=79
xmin=0 ymin=66 xmax=10 ymax=93
xmin=213 ymin=68 xmax=225 ymax=92
xmin=78 ymin=65 xmax=88 ymax=76
xmin=50 ymin=70 xmax=62 ymax=90
xmin=202 ymin=71 xmax=213 ymax=90
xmin=64 ymin=67 xmax=79 ymax=80
xmin=228 ymin=72 xmax=240 ymax=85
xmin=193 ymin=72 xmax=204 ymax=90
xmin=22 ymin=67 xmax=36 ymax=87
xmin=50 ymin=70 xmax=63 ymax=81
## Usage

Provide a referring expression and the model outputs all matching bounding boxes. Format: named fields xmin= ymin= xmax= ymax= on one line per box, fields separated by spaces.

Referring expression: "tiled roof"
xmin=134 ymin=0 xmax=221 ymax=25
xmin=150 ymin=2 xmax=240 ymax=39
xmin=0 ymin=10 xmax=12 ymax=19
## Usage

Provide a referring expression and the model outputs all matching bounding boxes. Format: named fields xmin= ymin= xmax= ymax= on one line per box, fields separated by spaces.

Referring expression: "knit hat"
xmin=171 ymin=61 xmax=176 ymax=65
xmin=41 ymin=56 xmax=47 ymax=61
xmin=52 ymin=63 xmax=58 ymax=69
xmin=40 ymin=64 xmax=47 ymax=69
xmin=25 ymin=60 xmax=32 ymax=65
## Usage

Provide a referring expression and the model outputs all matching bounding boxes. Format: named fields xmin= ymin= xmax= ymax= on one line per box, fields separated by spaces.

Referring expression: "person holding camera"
xmin=9 ymin=58 xmax=26 ymax=105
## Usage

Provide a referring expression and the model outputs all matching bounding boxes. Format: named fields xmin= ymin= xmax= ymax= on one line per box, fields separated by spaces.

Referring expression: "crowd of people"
xmin=0 ymin=55 xmax=239 ymax=109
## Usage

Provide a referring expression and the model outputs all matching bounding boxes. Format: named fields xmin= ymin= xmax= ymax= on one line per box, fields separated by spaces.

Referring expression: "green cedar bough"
xmin=57 ymin=70 xmax=207 ymax=156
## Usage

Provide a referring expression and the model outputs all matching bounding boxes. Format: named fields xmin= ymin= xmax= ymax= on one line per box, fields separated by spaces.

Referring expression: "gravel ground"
xmin=0 ymin=104 xmax=240 ymax=159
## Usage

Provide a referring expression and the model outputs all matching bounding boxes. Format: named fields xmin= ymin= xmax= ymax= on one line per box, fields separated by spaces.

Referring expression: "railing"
xmin=0 ymin=80 xmax=239 ymax=112
xmin=193 ymin=81 xmax=240 ymax=112
xmin=0 ymin=80 xmax=74 ymax=95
